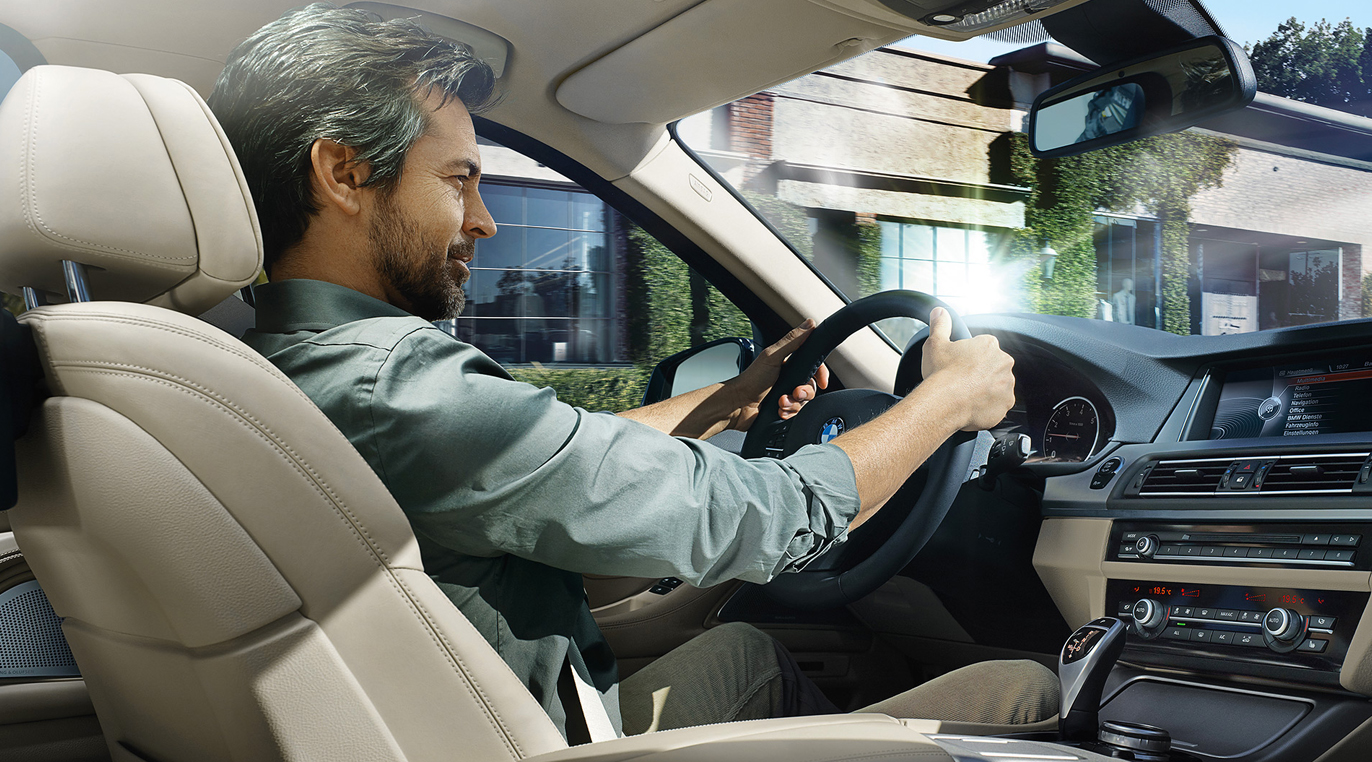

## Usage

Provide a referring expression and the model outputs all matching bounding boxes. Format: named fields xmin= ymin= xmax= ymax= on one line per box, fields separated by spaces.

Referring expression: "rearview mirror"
xmin=1028 ymin=36 xmax=1256 ymax=158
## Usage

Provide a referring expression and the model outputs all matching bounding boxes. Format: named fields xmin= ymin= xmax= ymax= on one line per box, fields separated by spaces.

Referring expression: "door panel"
xmin=0 ymin=532 xmax=108 ymax=760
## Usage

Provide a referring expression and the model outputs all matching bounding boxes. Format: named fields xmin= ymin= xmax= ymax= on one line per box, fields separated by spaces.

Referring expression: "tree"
xmin=1249 ymin=18 xmax=1372 ymax=117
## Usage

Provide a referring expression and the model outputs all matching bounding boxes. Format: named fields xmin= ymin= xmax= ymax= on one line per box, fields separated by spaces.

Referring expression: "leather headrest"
xmin=0 ymin=66 xmax=262 ymax=315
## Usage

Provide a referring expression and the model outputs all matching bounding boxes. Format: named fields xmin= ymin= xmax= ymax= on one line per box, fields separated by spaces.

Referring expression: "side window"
xmin=434 ymin=136 xmax=750 ymax=412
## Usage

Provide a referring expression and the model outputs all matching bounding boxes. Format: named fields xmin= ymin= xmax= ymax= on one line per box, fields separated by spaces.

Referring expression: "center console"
xmin=1032 ymin=351 xmax=1372 ymax=760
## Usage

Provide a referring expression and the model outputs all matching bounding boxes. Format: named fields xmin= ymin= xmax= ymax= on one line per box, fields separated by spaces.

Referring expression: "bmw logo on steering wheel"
xmin=819 ymin=417 xmax=846 ymax=444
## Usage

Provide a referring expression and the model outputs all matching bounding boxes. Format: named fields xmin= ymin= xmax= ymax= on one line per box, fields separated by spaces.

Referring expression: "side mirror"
xmin=1028 ymin=36 xmax=1256 ymax=159
xmin=641 ymin=338 xmax=757 ymax=405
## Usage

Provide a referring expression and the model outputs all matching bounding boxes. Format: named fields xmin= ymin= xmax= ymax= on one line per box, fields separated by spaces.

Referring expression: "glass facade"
xmin=440 ymin=182 xmax=618 ymax=364
xmin=1093 ymin=216 xmax=1158 ymax=329
xmin=874 ymin=220 xmax=1004 ymax=347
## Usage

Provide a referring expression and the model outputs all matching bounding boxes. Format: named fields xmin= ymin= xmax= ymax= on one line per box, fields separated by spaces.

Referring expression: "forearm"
xmin=616 ymin=380 xmax=743 ymax=438
xmin=833 ymin=373 xmax=963 ymax=530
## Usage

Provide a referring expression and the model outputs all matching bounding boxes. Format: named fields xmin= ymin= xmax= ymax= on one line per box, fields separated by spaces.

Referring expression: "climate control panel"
xmin=1107 ymin=579 xmax=1367 ymax=684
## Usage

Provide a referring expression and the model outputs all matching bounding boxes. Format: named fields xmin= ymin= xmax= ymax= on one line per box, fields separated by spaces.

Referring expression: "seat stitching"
xmin=29 ymin=311 xmax=317 ymax=407
xmin=21 ymin=74 xmax=193 ymax=263
xmin=56 ymin=368 xmax=527 ymax=758
xmin=62 ymin=369 xmax=379 ymax=557
xmin=54 ymin=359 xmax=392 ymax=565
xmin=391 ymin=571 xmax=526 ymax=759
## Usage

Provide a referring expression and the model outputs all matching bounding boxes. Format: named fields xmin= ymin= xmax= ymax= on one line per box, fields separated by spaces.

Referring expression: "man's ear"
xmin=309 ymin=139 xmax=372 ymax=216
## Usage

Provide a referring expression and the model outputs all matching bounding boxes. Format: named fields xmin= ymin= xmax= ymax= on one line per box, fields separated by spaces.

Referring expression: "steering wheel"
xmin=740 ymin=290 xmax=980 ymax=610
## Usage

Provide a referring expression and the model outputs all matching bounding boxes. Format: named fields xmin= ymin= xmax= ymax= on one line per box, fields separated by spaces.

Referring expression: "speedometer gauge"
xmin=1043 ymin=396 xmax=1100 ymax=463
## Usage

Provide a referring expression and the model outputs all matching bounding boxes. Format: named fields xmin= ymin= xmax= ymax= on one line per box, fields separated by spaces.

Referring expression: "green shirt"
xmin=242 ymin=279 xmax=861 ymax=738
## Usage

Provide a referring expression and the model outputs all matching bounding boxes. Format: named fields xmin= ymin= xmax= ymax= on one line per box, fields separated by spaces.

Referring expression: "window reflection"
xmin=441 ymin=182 xmax=615 ymax=364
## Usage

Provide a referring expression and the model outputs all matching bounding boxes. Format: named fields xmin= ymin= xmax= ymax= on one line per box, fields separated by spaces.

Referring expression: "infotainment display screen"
xmin=1210 ymin=357 xmax=1372 ymax=439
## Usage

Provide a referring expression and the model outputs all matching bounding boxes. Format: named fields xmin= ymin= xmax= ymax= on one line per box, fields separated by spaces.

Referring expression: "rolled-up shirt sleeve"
xmin=370 ymin=326 xmax=860 ymax=587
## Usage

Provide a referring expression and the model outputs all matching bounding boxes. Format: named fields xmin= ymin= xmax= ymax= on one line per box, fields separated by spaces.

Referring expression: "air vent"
xmin=1137 ymin=452 xmax=1372 ymax=497
xmin=1139 ymin=459 xmax=1229 ymax=496
xmin=1260 ymin=453 xmax=1366 ymax=494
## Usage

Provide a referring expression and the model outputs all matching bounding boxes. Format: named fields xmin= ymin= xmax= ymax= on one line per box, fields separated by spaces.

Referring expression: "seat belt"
xmin=557 ymin=657 xmax=618 ymax=744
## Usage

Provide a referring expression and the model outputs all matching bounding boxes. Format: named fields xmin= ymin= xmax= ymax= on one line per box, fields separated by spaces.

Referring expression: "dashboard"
xmin=992 ymin=343 xmax=1116 ymax=464
xmin=962 ymin=312 xmax=1372 ymax=758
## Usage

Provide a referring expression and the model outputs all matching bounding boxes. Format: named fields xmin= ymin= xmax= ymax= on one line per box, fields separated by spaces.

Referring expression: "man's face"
xmin=366 ymin=92 xmax=495 ymax=321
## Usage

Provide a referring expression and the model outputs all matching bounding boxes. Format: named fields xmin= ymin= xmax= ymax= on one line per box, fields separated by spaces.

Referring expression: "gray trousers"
xmin=619 ymin=622 xmax=1059 ymax=735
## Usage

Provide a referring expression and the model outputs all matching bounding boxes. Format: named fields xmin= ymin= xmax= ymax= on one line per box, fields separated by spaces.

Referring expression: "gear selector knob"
xmin=1058 ymin=617 xmax=1126 ymax=743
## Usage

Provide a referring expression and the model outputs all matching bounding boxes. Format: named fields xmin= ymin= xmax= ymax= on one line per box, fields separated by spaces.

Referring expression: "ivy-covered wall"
xmin=1008 ymin=132 xmax=1237 ymax=335
xmin=517 ymin=222 xmax=757 ymax=413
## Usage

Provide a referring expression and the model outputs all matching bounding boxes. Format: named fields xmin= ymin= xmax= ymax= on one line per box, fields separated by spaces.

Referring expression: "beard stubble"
xmin=369 ymin=191 xmax=473 ymax=322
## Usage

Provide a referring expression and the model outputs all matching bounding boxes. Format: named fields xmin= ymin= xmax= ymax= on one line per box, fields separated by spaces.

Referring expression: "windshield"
xmin=675 ymin=1 xmax=1372 ymax=347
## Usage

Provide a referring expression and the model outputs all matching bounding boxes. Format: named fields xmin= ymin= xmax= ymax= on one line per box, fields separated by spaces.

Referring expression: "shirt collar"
xmin=251 ymin=279 xmax=413 ymax=334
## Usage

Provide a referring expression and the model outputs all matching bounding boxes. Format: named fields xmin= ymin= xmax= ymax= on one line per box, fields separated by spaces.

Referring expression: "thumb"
xmin=765 ymin=319 xmax=816 ymax=360
xmin=928 ymin=306 xmax=952 ymax=344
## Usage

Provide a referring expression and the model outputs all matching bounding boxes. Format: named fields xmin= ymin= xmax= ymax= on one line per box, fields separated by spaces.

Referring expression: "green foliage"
xmin=1250 ymin=18 xmax=1372 ymax=117
xmin=1 ymin=293 xmax=24 ymax=317
xmin=1008 ymin=132 xmax=1236 ymax=334
xmin=742 ymin=190 xmax=814 ymax=261
xmin=855 ymin=218 xmax=883 ymax=298
xmin=630 ymin=226 xmax=693 ymax=365
xmin=507 ymin=364 xmax=649 ymax=413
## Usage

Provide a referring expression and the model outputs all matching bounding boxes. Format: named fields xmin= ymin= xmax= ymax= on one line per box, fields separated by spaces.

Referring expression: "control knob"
xmin=1134 ymin=534 xmax=1158 ymax=558
xmin=1131 ymin=599 xmax=1167 ymax=639
xmin=1262 ymin=608 xmax=1306 ymax=653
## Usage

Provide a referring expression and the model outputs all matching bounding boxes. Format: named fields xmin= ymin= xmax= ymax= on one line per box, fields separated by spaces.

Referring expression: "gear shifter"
xmin=1058 ymin=617 xmax=1126 ymax=743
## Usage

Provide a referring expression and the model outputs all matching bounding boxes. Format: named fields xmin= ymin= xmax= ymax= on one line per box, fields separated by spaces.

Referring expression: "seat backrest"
xmin=4 ymin=66 xmax=568 ymax=762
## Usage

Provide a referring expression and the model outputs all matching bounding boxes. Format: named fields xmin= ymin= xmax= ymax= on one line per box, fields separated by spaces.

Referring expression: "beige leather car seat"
xmin=1 ymin=65 xmax=958 ymax=762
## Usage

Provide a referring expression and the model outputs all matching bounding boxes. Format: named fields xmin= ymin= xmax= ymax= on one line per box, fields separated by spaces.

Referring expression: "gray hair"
xmin=208 ymin=3 xmax=498 ymax=270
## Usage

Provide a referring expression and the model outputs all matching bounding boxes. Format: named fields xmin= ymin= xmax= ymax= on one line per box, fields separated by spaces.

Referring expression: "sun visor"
xmin=555 ymin=0 xmax=902 ymax=125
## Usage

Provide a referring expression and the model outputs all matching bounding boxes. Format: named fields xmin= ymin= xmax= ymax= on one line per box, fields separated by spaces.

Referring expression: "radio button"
xmin=1274 ymin=548 xmax=1300 ymax=561
xmin=1224 ymin=546 xmax=1247 ymax=558
xmin=1299 ymin=548 xmax=1326 ymax=560
xmin=1248 ymin=548 xmax=1273 ymax=559
xmin=1327 ymin=550 xmax=1356 ymax=562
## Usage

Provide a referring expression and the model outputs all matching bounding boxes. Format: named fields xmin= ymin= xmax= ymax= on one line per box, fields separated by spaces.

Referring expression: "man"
xmin=210 ymin=3 xmax=1055 ymax=742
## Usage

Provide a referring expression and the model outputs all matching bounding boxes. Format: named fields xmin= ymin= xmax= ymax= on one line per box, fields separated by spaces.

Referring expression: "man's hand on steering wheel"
xmin=726 ymin=319 xmax=830 ymax=431
xmin=920 ymin=307 xmax=1016 ymax=432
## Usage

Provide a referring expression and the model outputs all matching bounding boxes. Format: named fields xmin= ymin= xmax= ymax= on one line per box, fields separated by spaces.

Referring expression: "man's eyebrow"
xmin=442 ymin=158 xmax=481 ymax=177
